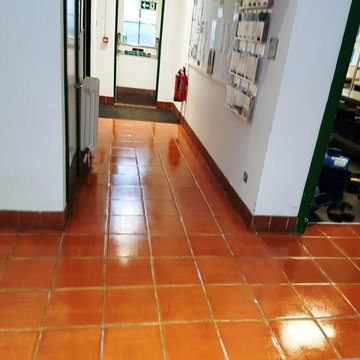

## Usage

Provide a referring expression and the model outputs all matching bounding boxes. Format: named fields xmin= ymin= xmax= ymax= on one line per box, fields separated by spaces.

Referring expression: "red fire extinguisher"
xmin=174 ymin=67 xmax=188 ymax=102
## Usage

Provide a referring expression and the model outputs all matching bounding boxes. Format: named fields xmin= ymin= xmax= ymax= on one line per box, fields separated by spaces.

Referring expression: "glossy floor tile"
xmin=252 ymin=285 xmax=310 ymax=319
xmin=206 ymin=285 xmax=262 ymax=320
xmin=2 ymin=118 xmax=360 ymax=359
xmin=318 ymin=318 xmax=360 ymax=359
xmin=157 ymin=286 xmax=210 ymax=321
xmin=163 ymin=323 xmax=225 ymax=360
xmin=270 ymin=320 xmax=337 ymax=359
xmin=295 ymin=285 xmax=357 ymax=318
xmin=61 ymin=235 xmax=105 ymax=257
xmin=107 ymin=234 xmax=149 ymax=257
xmin=37 ymin=328 xmax=101 ymax=360
xmin=105 ymin=288 xmax=158 ymax=324
xmin=153 ymin=258 xmax=200 ymax=285
xmin=12 ymin=233 xmax=60 ymax=258
xmin=103 ymin=326 xmax=163 ymax=360
xmin=218 ymin=322 xmax=283 ymax=359
xmin=0 ymin=291 xmax=48 ymax=328
xmin=0 ymin=260 xmax=56 ymax=289
xmin=45 ymin=289 xmax=103 ymax=327
xmin=0 ymin=332 xmax=38 ymax=360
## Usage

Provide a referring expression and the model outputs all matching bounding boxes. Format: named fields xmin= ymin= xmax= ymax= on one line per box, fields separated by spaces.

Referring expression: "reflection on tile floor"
xmin=1 ymin=118 xmax=360 ymax=359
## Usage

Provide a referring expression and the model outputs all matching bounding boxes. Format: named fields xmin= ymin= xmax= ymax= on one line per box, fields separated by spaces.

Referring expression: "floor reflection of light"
xmin=114 ymin=242 xmax=140 ymax=260
xmin=279 ymin=321 xmax=335 ymax=354
xmin=319 ymin=323 xmax=336 ymax=339
xmin=117 ymin=257 xmax=131 ymax=266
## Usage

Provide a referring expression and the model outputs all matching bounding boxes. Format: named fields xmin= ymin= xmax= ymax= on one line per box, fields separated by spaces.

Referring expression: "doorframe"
xmin=113 ymin=0 xmax=166 ymax=103
xmin=113 ymin=0 xmax=120 ymax=99
xmin=75 ymin=0 xmax=82 ymax=174
xmin=155 ymin=0 xmax=165 ymax=102
xmin=63 ymin=0 xmax=83 ymax=203
xmin=296 ymin=0 xmax=360 ymax=233
xmin=84 ymin=0 xmax=92 ymax=76
xmin=63 ymin=0 xmax=70 ymax=202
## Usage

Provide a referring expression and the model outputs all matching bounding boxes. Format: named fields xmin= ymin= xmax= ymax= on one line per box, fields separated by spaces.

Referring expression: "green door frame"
xmin=63 ymin=0 xmax=82 ymax=203
xmin=63 ymin=0 xmax=70 ymax=202
xmin=113 ymin=0 xmax=166 ymax=103
xmin=296 ymin=0 xmax=360 ymax=233
xmin=154 ymin=0 xmax=165 ymax=102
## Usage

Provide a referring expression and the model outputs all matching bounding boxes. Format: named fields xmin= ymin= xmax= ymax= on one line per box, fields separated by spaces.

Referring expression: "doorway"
xmin=297 ymin=0 xmax=360 ymax=232
xmin=64 ymin=0 xmax=87 ymax=203
xmin=114 ymin=0 xmax=164 ymax=107
xmin=308 ymin=27 xmax=360 ymax=224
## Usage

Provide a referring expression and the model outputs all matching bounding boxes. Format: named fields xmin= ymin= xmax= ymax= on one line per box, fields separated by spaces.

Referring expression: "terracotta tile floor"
xmin=1 ymin=118 xmax=360 ymax=359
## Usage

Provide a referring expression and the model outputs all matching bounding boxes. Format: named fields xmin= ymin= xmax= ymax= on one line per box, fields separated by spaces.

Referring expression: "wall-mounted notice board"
xmin=189 ymin=0 xmax=274 ymax=122
xmin=189 ymin=0 xmax=238 ymax=84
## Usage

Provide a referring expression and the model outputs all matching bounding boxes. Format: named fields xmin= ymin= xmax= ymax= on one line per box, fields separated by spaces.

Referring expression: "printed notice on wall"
xmin=189 ymin=0 xmax=238 ymax=83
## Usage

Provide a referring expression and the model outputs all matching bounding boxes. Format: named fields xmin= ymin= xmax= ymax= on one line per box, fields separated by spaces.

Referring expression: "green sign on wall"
xmin=124 ymin=50 xmax=151 ymax=57
xmin=141 ymin=1 xmax=157 ymax=10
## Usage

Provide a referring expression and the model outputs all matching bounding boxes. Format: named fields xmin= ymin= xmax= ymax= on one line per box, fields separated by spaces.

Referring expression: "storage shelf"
xmin=232 ymin=48 xmax=261 ymax=57
xmin=234 ymin=36 xmax=265 ymax=45
xmin=229 ymin=71 xmax=256 ymax=86
xmin=226 ymin=0 xmax=273 ymax=121
xmin=225 ymin=104 xmax=250 ymax=122
xmin=238 ymin=5 xmax=272 ymax=11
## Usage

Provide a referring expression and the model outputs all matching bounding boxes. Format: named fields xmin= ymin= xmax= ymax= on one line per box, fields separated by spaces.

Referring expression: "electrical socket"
xmin=243 ymin=171 xmax=248 ymax=183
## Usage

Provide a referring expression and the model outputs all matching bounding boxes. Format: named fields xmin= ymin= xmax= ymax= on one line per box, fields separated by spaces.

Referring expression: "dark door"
xmin=64 ymin=0 xmax=85 ymax=202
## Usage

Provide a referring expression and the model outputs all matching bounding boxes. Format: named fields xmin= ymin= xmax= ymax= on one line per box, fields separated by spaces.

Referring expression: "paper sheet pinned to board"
xmin=221 ymin=21 xmax=237 ymax=81
xmin=210 ymin=20 xmax=217 ymax=48
xmin=216 ymin=21 xmax=225 ymax=52
xmin=223 ymin=21 xmax=235 ymax=54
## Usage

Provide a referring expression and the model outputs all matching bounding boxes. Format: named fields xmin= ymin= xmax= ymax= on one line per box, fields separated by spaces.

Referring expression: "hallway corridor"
xmin=1 ymin=118 xmax=360 ymax=359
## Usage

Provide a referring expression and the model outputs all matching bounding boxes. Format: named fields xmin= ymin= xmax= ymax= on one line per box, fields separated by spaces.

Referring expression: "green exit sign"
xmin=125 ymin=50 xmax=151 ymax=57
xmin=141 ymin=1 xmax=156 ymax=10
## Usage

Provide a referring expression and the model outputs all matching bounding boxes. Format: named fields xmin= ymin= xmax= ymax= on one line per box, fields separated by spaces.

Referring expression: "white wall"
xmin=92 ymin=0 xmax=116 ymax=96
xmin=255 ymin=0 xmax=352 ymax=216
xmin=0 ymin=0 xmax=66 ymax=212
xmin=157 ymin=0 xmax=193 ymax=108
xmin=184 ymin=0 xmax=351 ymax=217
xmin=185 ymin=0 xmax=299 ymax=213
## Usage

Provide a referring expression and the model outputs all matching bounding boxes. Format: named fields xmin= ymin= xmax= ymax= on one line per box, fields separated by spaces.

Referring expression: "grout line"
xmin=307 ymin=237 xmax=360 ymax=317
xmin=276 ymin=250 xmax=343 ymax=360
xmin=5 ymin=253 xmax=359 ymax=261
xmin=256 ymin=235 xmax=343 ymax=358
xmin=233 ymin=236 xmax=305 ymax=358
xmin=326 ymin=237 xmax=360 ymax=272
xmin=138 ymin=123 xmax=168 ymax=360
xmin=0 ymin=313 xmax=359 ymax=334
xmin=164 ymin=138 xmax=236 ymax=257
xmin=240 ymin=283 xmax=287 ymax=359
xmin=3 ymin=281 xmax=360 ymax=293
xmin=290 ymin=286 xmax=342 ymax=359
xmin=310 ymin=243 xmax=360 ymax=314
xmin=0 ymin=233 xmax=19 ymax=282
xmin=166 ymin=130 xmax=289 ymax=359
xmin=32 ymin=230 xmax=66 ymax=360
xmin=99 ymin=118 xmax=114 ymax=360
xmin=151 ymin=129 xmax=231 ymax=360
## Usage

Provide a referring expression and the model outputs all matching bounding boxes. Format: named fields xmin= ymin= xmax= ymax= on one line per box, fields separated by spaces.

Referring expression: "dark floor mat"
xmin=116 ymin=91 xmax=156 ymax=107
xmin=99 ymin=104 xmax=179 ymax=124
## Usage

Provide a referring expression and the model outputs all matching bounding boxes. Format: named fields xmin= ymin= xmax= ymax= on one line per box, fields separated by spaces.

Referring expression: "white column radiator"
xmin=80 ymin=77 xmax=99 ymax=152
